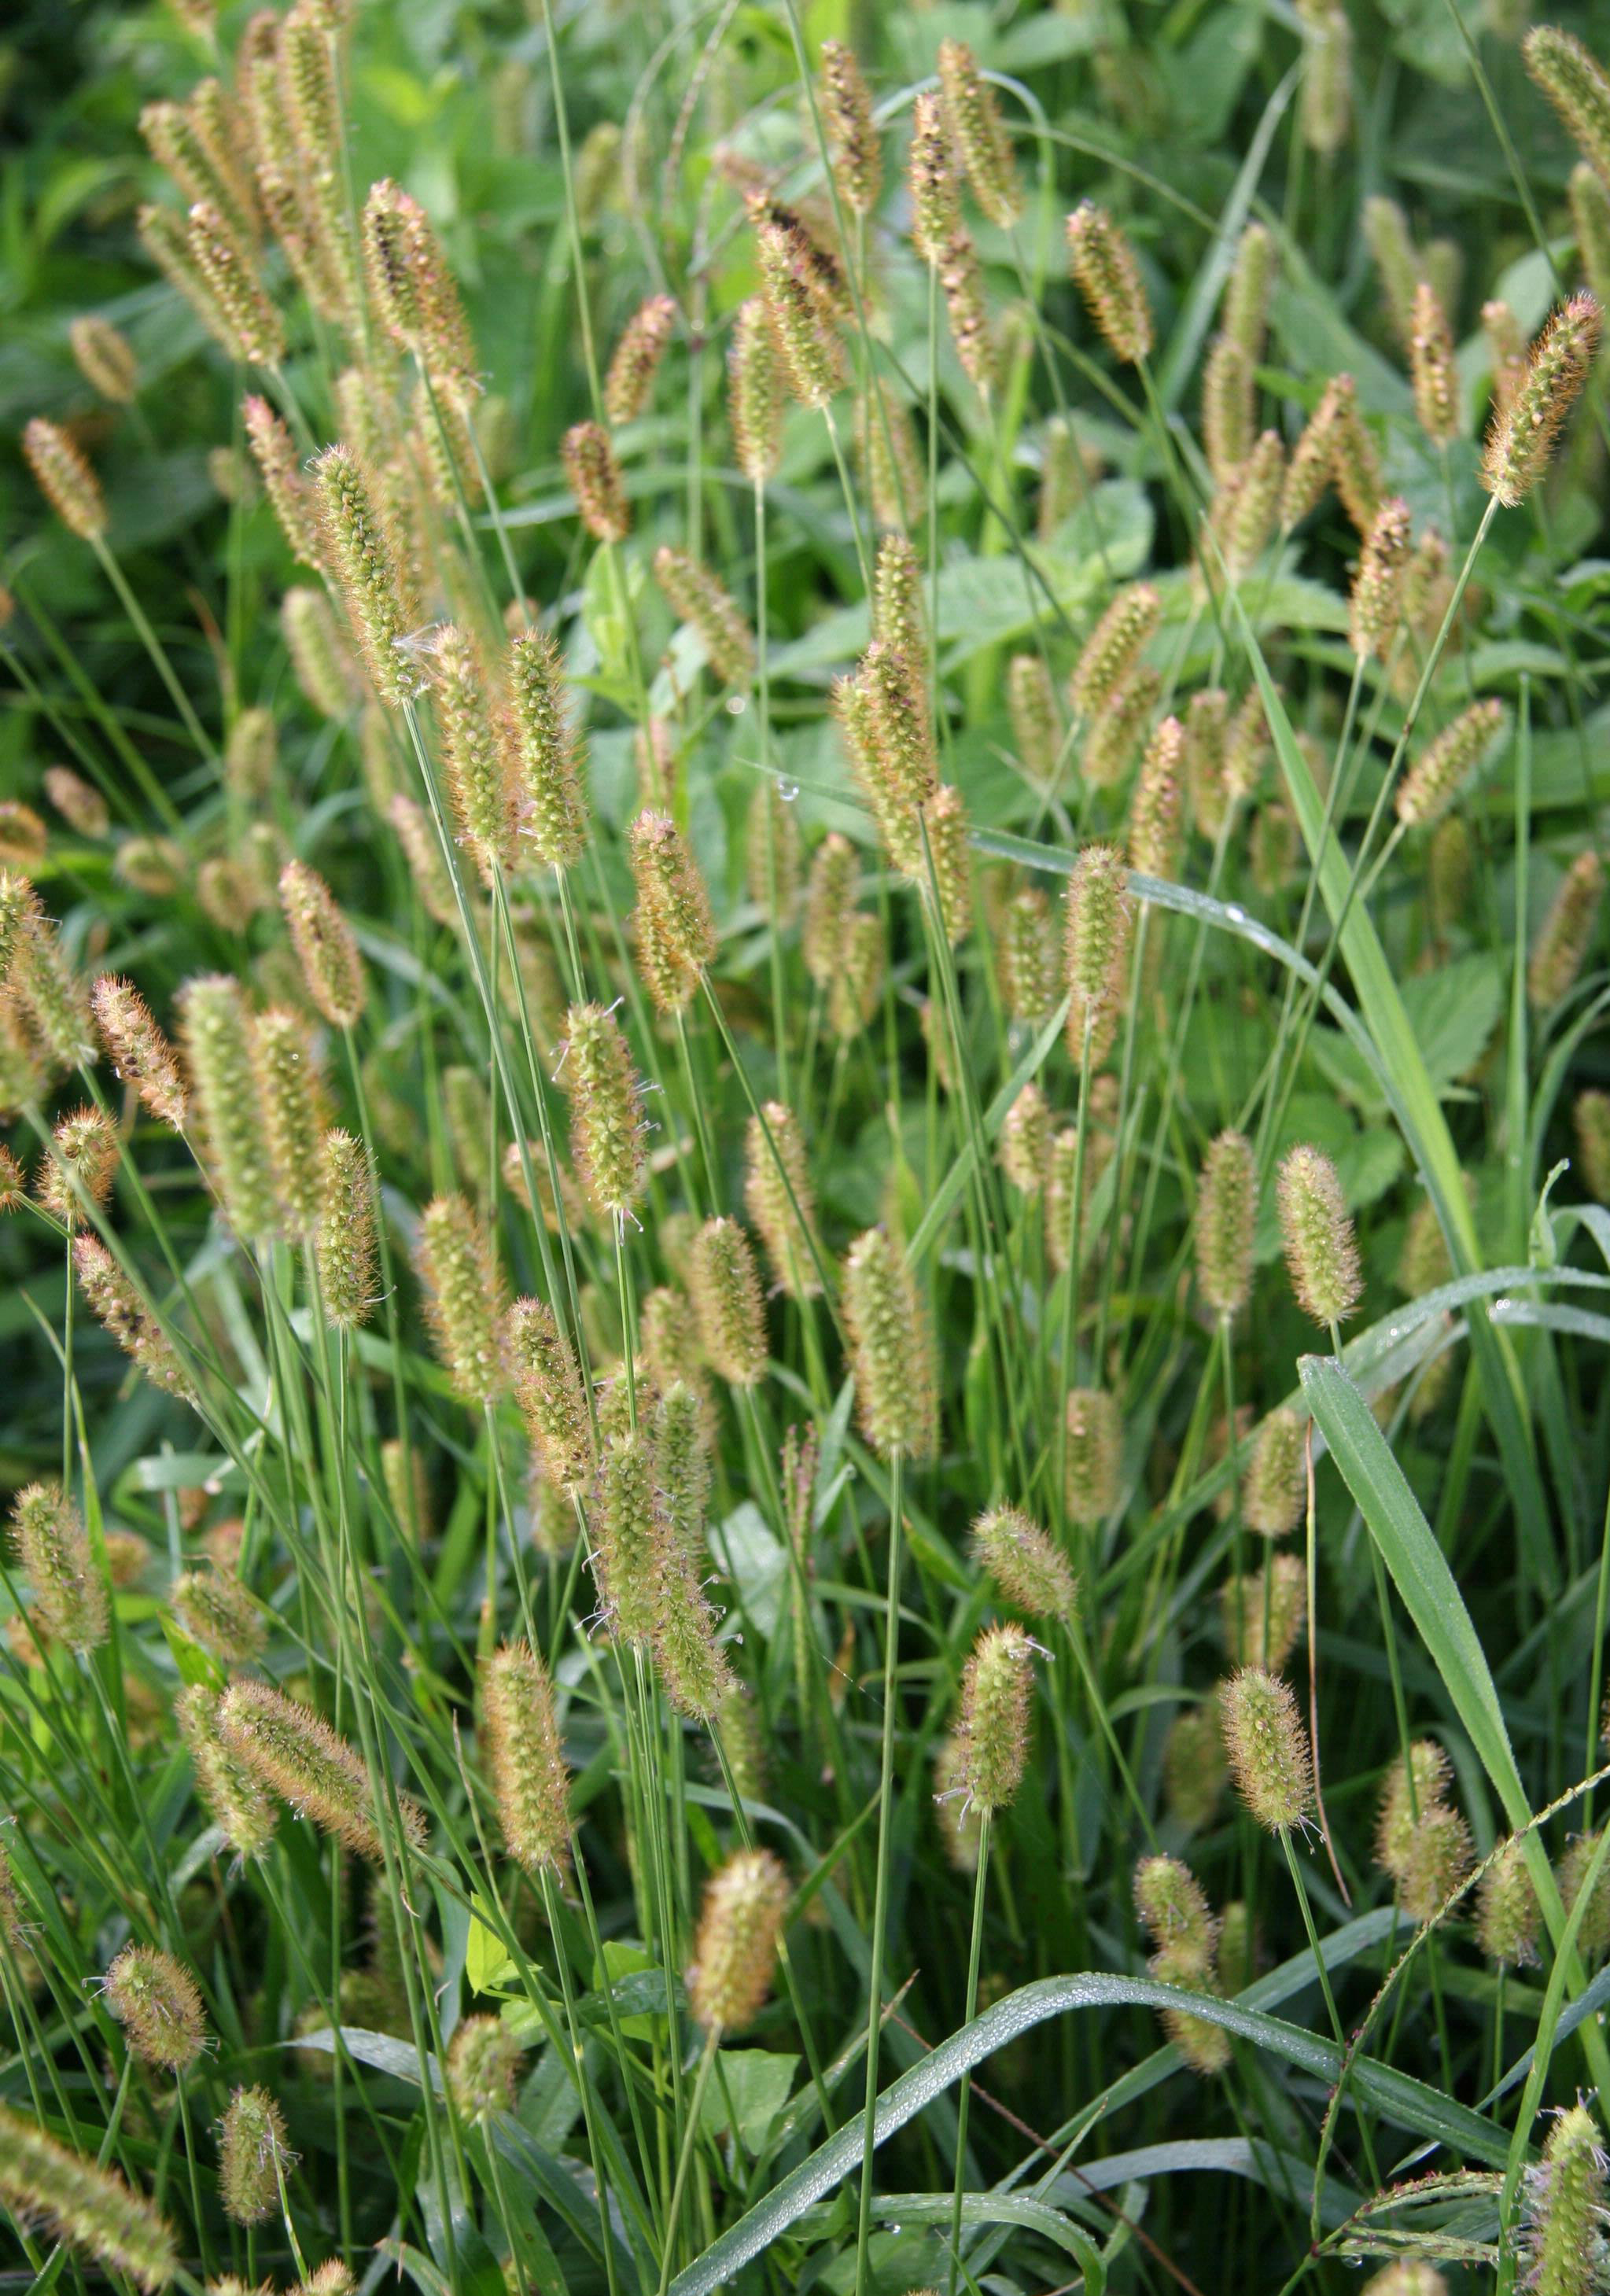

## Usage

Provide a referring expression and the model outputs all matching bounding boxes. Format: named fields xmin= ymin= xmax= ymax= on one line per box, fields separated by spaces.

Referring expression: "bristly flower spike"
xmin=219 ymin=1679 xmax=428 ymax=1860
xmin=104 ymin=1944 xmax=207 ymax=2070
xmin=938 ymin=39 xmax=1022 ymax=227
xmin=1196 ymin=1130 xmax=1257 ymax=1320
xmin=0 ymin=2106 xmax=177 ymax=2290
xmin=414 ymin=1193 xmax=507 ymax=1405
xmin=688 ymin=1217 xmax=768 ymax=1388
xmin=1524 ymin=26 xmax=1610 ymax=186
xmin=23 ymin=418 xmax=107 ymax=541
xmin=1350 ymin=495 xmax=1412 ymax=661
xmin=311 ymin=444 xmax=414 ymax=706
xmin=218 ymin=2087 xmax=295 ymax=2225
xmin=687 ymin=1849 xmax=790 ymax=2034
xmin=316 ymin=1130 xmax=377 ymax=1332
xmin=1220 ymin=1665 xmax=1314 ymax=1830
xmin=12 ymin=1480 xmax=106 ymax=1653
xmin=728 ymin=296 xmax=783 ymax=485
xmin=1481 ymin=291 xmax=1603 ymax=508
xmin=279 ymin=858 xmax=367 ymax=1028
xmin=1395 ymin=697 xmax=1505 ymax=830
xmin=820 ymin=41 xmax=882 ymax=216
xmin=561 ymin=419 xmax=631 ymax=542
xmin=1067 ymin=201 xmax=1152 ymax=363
xmin=1277 ymin=1144 xmax=1361 ymax=1327
xmin=971 ymin=1505 xmax=1078 ymax=1624
xmin=507 ymin=628 xmax=590 ymax=871
xmin=480 ymin=1639 xmax=572 ymax=1880
xmin=956 ymin=1623 xmax=1035 ymax=1813
xmin=842 ymin=1225 xmax=938 ymax=1460
xmin=558 ymin=1002 xmax=646 ymax=1223
xmin=1529 ymin=850 xmax=1604 ymax=1011
xmin=604 ymin=294 xmax=676 ymax=425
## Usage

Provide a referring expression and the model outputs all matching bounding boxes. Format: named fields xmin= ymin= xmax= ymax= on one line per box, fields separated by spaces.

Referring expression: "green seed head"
xmin=1398 ymin=1801 xmax=1474 ymax=1924
xmin=1063 ymin=1387 xmax=1120 ymax=1525
xmin=728 ymin=295 xmax=783 ymax=486
xmin=604 ymin=293 xmax=676 ymax=426
xmin=1242 ymin=1408 xmax=1308 ymax=1538
xmin=753 ymin=213 xmax=844 ymax=409
xmin=1162 ymin=1704 xmax=1229 ymax=1832
xmin=311 ymin=445 xmax=414 ymax=706
xmin=1221 ymin=1553 xmax=1307 ymax=1673
xmin=12 ymin=1479 xmax=106 ymax=1653
xmin=593 ymin=1428 xmax=660 ymax=1644
xmin=1350 ymin=495 xmax=1412 ymax=660
xmin=1063 ymin=842 xmax=1131 ymax=1053
xmin=507 ymin=628 xmax=590 ymax=872
xmin=282 ymin=586 xmax=359 ymax=718
xmin=105 ymin=1944 xmax=207 ymax=2070
xmin=1558 ymin=1830 xmax=1610 ymax=1958
xmin=1129 ymin=713 xmax=1184 ymax=880
xmin=745 ymin=1103 xmax=821 ymax=1300
xmin=1007 ymin=654 xmax=1059 ymax=787
xmin=1529 ymin=850 xmax=1604 ymax=1012
xmin=820 ymin=40 xmax=882 ymax=215
xmin=1133 ymin=1853 xmax=1216 ymax=1963
xmin=1000 ymin=1080 xmax=1052 ymax=1197
xmin=688 ymin=1217 xmax=767 ymax=1388
xmin=956 ymin=1621 xmax=1035 ymax=1815
xmin=1067 ymin=201 xmax=1153 ymax=364
xmin=315 ymin=1129 xmax=377 ymax=1333
xmin=1196 ymin=1130 xmax=1257 ymax=1318
xmin=971 ymin=1504 xmax=1078 ymax=1624
xmin=1482 ymin=291 xmax=1603 ymax=508
xmin=1520 ymin=2100 xmax=1609 ymax=2296
xmin=938 ymin=38 xmax=1022 ymax=227
xmin=171 ymin=1567 xmax=266 ymax=1665
xmin=560 ymin=1002 xmax=647 ymax=1224
xmin=176 ymin=1683 xmax=278 ymax=1860
xmin=23 ymin=416 xmax=108 ymax=540
xmin=220 ymin=1678 xmax=427 ymax=1863
xmin=934 ymin=1730 xmax=984 ymax=1872
xmin=1476 ymin=1837 xmax=1540 ymax=1968
xmin=446 ymin=2014 xmax=525 ymax=2121
xmin=1276 ymin=1143 xmax=1362 ymax=1326
xmin=480 ymin=1638 xmax=571 ymax=1879
xmin=842 ymin=1225 xmax=938 ymax=1460
xmin=1575 ymin=1089 xmax=1610 ymax=1205
xmin=1524 ymin=26 xmax=1610 ymax=186
xmin=908 ymin=90 xmax=963 ymax=263
xmin=415 ymin=1194 xmax=507 ymax=1406
xmin=561 ymin=418 xmax=631 ymax=542
xmin=218 ymin=2085 xmax=294 ymax=2224
xmin=1070 ymin=584 xmax=1162 ymax=719
xmin=1396 ymin=698 xmax=1505 ymax=831
xmin=687 ymin=1848 xmax=790 ymax=2033
xmin=1375 ymin=1739 xmax=1454 ymax=1877
xmin=1000 ymin=887 xmax=1060 ymax=1029
xmin=0 ymin=2104 xmax=177 ymax=2290
xmin=1220 ymin=1665 xmax=1314 ymax=1831
xmin=803 ymin=831 xmax=858 ymax=989
xmin=509 ymin=1298 xmax=591 ymax=1494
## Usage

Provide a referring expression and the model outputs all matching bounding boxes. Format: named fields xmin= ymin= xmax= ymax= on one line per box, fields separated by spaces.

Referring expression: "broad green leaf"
xmin=666 ymin=1966 xmax=1510 ymax=2296
xmin=1299 ymin=1354 xmax=1610 ymax=2105
xmin=698 ymin=2048 xmax=799 ymax=2155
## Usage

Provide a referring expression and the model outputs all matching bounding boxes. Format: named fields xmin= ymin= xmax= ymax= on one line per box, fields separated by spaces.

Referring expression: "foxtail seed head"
xmin=1195 ymin=1130 xmax=1257 ymax=1319
xmin=1085 ymin=669 xmax=1158 ymax=794
xmin=1410 ymin=279 xmax=1461 ymax=444
xmin=1129 ymin=714 xmax=1184 ymax=881
xmin=509 ymin=1298 xmax=591 ymax=1493
xmin=972 ymin=1505 xmax=1076 ymax=1624
xmin=1476 ymin=1837 xmax=1540 ymax=1967
xmin=938 ymin=226 xmax=993 ymax=390
xmin=1221 ymin=1666 xmax=1313 ymax=1830
xmin=629 ymin=808 xmax=717 ymax=1010
xmin=652 ymin=547 xmax=754 ymax=685
xmin=821 ymin=41 xmax=882 ymax=216
xmin=282 ymin=586 xmax=359 ymax=718
xmin=507 ymin=628 xmax=590 ymax=871
xmin=1571 ymin=164 xmax=1610 ymax=306
xmin=873 ymin=533 xmax=927 ymax=682
xmin=593 ymin=1429 xmax=659 ymax=1643
xmin=1067 ymin=201 xmax=1152 ymax=363
xmin=220 ymin=1678 xmax=427 ymax=1861
xmin=23 ymin=416 xmax=107 ymax=540
xmin=176 ymin=1683 xmax=278 ymax=1859
xmin=1398 ymin=1801 xmax=1475 ymax=1923
xmin=938 ymin=39 xmax=1022 ymax=226
xmin=559 ymin=1003 xmax=646 ymax=1223
xmin=1395 ymin=696 xmax=1504 ymax=830
xmin=1222 ymin=219 xmax=1274 ymax=359
xmin=728 ymin=297 xmax=783 ymax=485
xmin=1000 ymin=1080 xmax=1052 ymax=1197
xmin=842 ymin=1226 xmax=938 ymax=1460
xmin=1064 ymin=1388 xmax=1120 ymax=1525
xmin=802 ymin=831 xmax=857 ymax=987
xmin=252 ymin=1005 xmax=326 ymax=1240
xmin=361 ymin=178 xmax=477 ymax=397
xmin=1350 ymin=495 xmax=1412 ymax=660
xmin=956 ymin=1622 xmax=1034 ymax=1814
xmin=604 ymin=294 xmax=676 ymax=426
xmin=75 ymin=1233 xmax=193 ymax=1400
xmin=1133 ymin=1853 xmax=1216 ymax=1962
xmin=218 ymin=2086 xmax=293 ymax=2224
xmin=171 ymin=1568 xmax=266 ymax=1664
xmin=1000 ymin=886 xmax=1060 ymax=1028
xmin=311 ymin=445 xmax=414 ymax=706
xmin=1243 ymin=1408 xmax=1307 ymax=1538
xmin=1221 ymin=1553 xmax=1306 ymax=1672
xmin=908 ymin=91 xmax=963 ymax=264
xmin=1063 ymin=842 xmax=1131 ymax=1052
xmin=1070 ymin=583 xmax=1161 ymax=718
xmin=70 ymin=314 xmax=138 ymax=404
xmin=1524 ymin=26 xmax=1610 ymax=185
xmin=1519 ymin=2100 xmax=1608 ymax=2296
xmin=446 ymin=2016 xmax=525 ymax=2121
xmin=35 ymin=1104 xmax=118 ymax=1229
xmin=105 ymin=1944 xmax=207 ymax=2070
xmin=42 ymin=766 xmax=107 ymax=838
xmin=316 ymin=1130 xmax=377 ymax=1332
xmin=186 ymin=201 xmax=282 ymax=366
xmin=415 ymin=1194 xmax=507 ymax=1406
xmin=688 ymin=1218 xmax=768 ymax=1387
xmin=1575 ymin=1089 xmax=1610 ymax=1205
xmin=687 ymin=1849 xmax=789 ymax=2034
xmin=650 ymin=1535 xmax=735 ymax=1722
xmin=1298 ymin=0 xmax=1351 ymax=154
xmin=1008 ymin=654 xmax=1059 ymax=787
xmin=934 ymin=1734 xmax=983 ymax=1872
xmin=1202 ymin=333 xmax=1254 ymax=483
xmin=277 ymin=860 xmax=367 ymax=1030
xmin=1162 ymin=1706 xmax=1229 ymax=1831
xmin=12 ymin=1479 xmax=106 ymax=1652
xmin=1482 ymin=291 xmax=1603 ymax=507
xmin=1277 ymin=1144 xmax=1361 ymax=1325
xmin=753 ymin=216 xmax=845 ymax=409
xmin=480 ymin=1640 xmax=571 ymax=1880
xmin=1559 ymin=1830 xmax=1610 ymax=1957
xmin=431 ymin=624 xmax=514 ymax=879
xmin=745 ymin=1104 xmax=821 ymax=1299
xmin=1529 ymin=850 xmax=1604 ymax=1011
xmin=561 ymin=419 xmax=630 ymax=543
xmin=0 ymin=2106 xmax=177 ymax=2290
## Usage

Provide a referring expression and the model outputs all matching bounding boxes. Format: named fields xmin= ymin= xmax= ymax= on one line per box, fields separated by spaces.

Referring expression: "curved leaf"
xmin=666 ymin=1968 xmax=1509 ymax=2296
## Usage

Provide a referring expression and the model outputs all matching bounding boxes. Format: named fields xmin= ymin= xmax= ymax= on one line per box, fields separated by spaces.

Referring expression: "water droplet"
xmin=1225 ymin=902 xmax=1247 ymax=925
xmin=777 ymin=777 xmax=801 ymax=802
xmin=726 ymin=694 xmax=746 ymax=715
